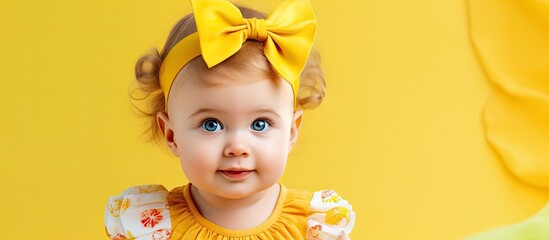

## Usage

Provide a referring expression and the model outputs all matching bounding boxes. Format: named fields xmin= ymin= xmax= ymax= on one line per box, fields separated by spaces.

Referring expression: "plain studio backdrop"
xmin=1 ymin=0 xmax=548 ymax=239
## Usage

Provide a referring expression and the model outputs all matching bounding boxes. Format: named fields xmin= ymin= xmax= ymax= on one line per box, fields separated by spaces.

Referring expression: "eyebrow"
xmin=187 ymin=108 xmax=281 ymax=119
xmin=249 ymin=109 xmax=281 ymax=118
xmin=187 ymin=108 xmax=225 ymax=119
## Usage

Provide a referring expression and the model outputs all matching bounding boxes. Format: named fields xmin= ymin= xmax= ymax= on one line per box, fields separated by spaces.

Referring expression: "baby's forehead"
xmin=167 ymin=70 xmax=294 ymax=116
xmin=170 ymin=54 xmax=285 ymax=92
xmin=173 ymin=72 xmax=289 ymax=98
xmin=181 ymin=56 xmax=281 ymax=83
xmin=171 ymin=68 xmax=283 ymax=94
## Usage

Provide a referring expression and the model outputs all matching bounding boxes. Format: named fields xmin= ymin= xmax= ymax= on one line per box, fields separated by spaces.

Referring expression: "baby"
xmin=104 ymin=0 xmax=356 ymax=239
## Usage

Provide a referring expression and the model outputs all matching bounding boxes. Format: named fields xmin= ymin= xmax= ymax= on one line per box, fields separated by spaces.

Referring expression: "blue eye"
xmin=251 ymin=119 xmax=271 ymax=132
xmin=201 ymin=119 xmax=223 ymax=132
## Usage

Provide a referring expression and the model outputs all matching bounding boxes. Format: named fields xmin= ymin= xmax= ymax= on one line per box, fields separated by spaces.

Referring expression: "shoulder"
xmin=306 ymin=189 xmax=356 ymax=240
xmin=104 ymin=184 xmax=172 ymax=240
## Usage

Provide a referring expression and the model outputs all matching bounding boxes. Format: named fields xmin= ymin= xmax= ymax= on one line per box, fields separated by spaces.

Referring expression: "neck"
xmin=189 ymin=183 xmax=282 ymax=230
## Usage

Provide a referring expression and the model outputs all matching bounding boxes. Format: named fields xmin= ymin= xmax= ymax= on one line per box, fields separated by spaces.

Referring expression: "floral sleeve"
xmin=104 ymin=185 xmax=172 ymax=240
xmin=306 ymin=190 xmax=356 ymax=240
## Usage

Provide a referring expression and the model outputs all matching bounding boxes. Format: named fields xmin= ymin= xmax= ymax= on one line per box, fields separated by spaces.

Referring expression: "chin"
xmin=217 ymin=182 xmax=272 ymax=199
xmin=219 ymin=187 xmax=256 ymax=199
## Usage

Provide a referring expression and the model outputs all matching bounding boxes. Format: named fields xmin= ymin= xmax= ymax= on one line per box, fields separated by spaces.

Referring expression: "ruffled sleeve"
xmin=104 ymin=185 xmax=172 ymax=240
xmin=306 ymin=190 xmax=356 ymax=240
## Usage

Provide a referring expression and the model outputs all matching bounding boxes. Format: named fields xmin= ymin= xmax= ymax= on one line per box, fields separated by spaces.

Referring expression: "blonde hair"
xmin=130 ymin=7 xmax=326 ymax=148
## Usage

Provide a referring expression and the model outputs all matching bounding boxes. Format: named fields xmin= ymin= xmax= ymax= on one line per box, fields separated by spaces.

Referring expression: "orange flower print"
xmin=141 ymin=208 xmax=164 ymax=228
xmin=321 ymin=190 xmax=334 ymax=198
xmin=152 ymin=229 xmax=171 ymax=240
xmin=111 ymin=233 xmax=127 ymax=240
xmin=321 ymin=190 xmax=342 ymax=203
xmin=306 ymin=224 xmax=322 ymax=240
xmin=108 ymin=230 xmax=135 ymax=240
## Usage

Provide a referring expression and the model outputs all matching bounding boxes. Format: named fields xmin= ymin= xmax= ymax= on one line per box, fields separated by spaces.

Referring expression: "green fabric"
xmin=466 ymin=202 xmax=549 ymax=239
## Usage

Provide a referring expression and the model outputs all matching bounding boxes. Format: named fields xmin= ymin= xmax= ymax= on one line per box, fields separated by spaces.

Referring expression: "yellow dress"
xmin=104 ymin=184 xmax=355 ymax=240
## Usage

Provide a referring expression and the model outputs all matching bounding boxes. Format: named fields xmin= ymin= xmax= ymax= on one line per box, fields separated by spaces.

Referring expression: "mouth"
xmin=218 ymin=169 xmax=254 ymax=180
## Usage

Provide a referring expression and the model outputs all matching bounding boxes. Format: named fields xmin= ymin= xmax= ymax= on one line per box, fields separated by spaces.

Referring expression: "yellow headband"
xmin=158 ymin=0 xmax=317 ymax=108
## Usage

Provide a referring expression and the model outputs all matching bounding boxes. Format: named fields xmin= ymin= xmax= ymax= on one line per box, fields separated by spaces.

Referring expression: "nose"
xmin=223 ymin=132 xmax=250 ymax=157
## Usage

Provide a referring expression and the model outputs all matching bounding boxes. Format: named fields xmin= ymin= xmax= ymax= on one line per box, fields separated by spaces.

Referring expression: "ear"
xmin=289 ymin=109 xmax=304 ymax=151
xmin=156 ymin=111 xmax=179 ymax=156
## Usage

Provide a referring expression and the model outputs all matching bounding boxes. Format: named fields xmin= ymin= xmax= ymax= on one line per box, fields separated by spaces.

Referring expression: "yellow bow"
xmin=159 ymin=0 xmax=317 ymax=106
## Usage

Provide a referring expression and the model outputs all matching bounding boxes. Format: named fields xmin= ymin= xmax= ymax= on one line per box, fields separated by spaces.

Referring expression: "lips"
xmin=219 ymin=169 xmax=254 ymax=180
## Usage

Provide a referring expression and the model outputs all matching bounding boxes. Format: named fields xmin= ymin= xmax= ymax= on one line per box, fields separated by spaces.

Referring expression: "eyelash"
xmin=199 ymin=118 xmax=224 ymax=132
xmin=255 ymin=118 xmax=273 ymax=127
xmin=197 ymin=118 xmax=274 ymax=130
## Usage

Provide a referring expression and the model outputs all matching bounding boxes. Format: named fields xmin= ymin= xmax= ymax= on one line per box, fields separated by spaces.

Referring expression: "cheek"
xmin=255 ymin=131 xmax=291 ymax=172
xmin=256 ymin=147 xmax=288 ymax=181
xmin=176 ymin=133 xmax=221 ymax=177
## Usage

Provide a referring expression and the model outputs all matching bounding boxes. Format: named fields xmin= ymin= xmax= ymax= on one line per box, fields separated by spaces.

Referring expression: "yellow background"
xmin=1 ymin=0 xmax=547 ymax=239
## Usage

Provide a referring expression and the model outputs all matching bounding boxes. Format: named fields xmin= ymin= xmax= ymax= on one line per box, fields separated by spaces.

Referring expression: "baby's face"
xmin=163 ymin=70 xmax=301 ymax=199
